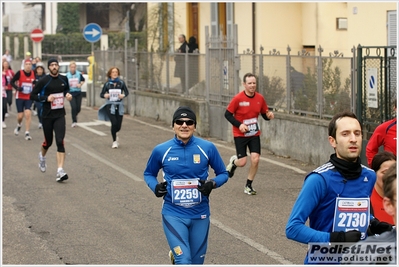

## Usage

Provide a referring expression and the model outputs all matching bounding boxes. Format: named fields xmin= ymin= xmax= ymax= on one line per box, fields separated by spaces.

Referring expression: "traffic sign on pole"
xmin=30 ymin=28 xmax=44 ymax=42
xmin=83 ymin=23 xmax=102 ymax=43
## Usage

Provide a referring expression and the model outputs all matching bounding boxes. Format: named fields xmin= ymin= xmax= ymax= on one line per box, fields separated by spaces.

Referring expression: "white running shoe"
xmin=2 ymin=121 xmax=6 ymax=129
xmin=56 ymin=169 xmax=69 ymax=182
xmin=14 ymin=125 xmax=21 ymax=135
xmin=226 ymin=155 xmax=238 ymax=178
xmin=38 ymin=152 xmax=46 ymax=173
xmin=5 ymin=113 xmax=9 ymax=117
xmin=71 ymin=122 xmax=77 ymax=128
xmin=25 ymin=132 xmax=32 ymax=140
xmin=112 ymin=141 xmax=118 ymax=149
xmin=38 ymin=123 xmax=42 ymax=129
xmin=244 ymin=185 xmax=257 ymax=195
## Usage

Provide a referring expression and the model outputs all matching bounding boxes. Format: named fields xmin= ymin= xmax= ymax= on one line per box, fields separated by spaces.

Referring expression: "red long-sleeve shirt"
xmin=366 ymin=118 xmax=397 ymax=166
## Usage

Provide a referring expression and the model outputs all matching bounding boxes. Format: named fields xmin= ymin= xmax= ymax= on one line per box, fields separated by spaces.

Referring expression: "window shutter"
xmin=211 ymin=3 xmax=218 ymax=37
xmin=226 ymin=3 xmax=234 ymax=39
xmin=387 ymin=10 xmax=397 ymax=46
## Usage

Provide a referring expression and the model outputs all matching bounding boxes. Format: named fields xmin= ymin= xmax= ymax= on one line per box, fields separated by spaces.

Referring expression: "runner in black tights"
xmin=30 ymin=58 xmax=72 ymax=182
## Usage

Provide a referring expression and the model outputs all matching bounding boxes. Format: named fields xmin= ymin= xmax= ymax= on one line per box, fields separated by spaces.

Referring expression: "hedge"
xmin=2 ymin=32 xmax=147 ymax=59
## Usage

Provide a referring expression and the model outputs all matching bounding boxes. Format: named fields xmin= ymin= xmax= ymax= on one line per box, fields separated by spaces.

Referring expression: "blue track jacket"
xmin=144 ymin=135 xmax=229 ymax=219
xmin=285 ymin=161 xmax=376 ymax=264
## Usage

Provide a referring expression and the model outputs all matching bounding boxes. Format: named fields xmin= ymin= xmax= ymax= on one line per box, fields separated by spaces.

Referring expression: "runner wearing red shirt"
xmin=366 ymin=103 xmax=397 ymax=166
xmin=370 ymin=151 xmax=396 ymax=225
xmin=224 ymin=72 xmax=274 ymax=195
xmin=10 ymin=59 xmax=35 ymax=140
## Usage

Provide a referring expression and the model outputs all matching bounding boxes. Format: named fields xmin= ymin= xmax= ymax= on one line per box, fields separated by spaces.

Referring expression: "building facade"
xmin=148 ymin=2 xmax=397 ymax=57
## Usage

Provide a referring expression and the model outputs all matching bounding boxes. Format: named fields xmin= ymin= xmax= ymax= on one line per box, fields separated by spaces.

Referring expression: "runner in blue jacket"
xmin=144 ymin=106 xmax=229 ymax=265
xmin=285 ymin=111 xmax=379 ymax=264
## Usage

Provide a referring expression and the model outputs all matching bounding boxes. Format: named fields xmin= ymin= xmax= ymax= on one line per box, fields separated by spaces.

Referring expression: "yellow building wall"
xmin=148 ymin=2 xmax=396 ymax=55
xmin=346 ymin=2 xmax=397 ymax=48
xmin=173 ymin=2 xmax=187 ymax=50
xmin=313 ymin=3 xmax=350 ymax=55
xmin=234 ymin=3 xmax=253 ymax=53
xmin=302 ymin=3 xmax=317 ymax=47
xmin=198 ymin=3 xmax=210 ymax=53
xmin=255 ymin=3 xmax=303 ymax=55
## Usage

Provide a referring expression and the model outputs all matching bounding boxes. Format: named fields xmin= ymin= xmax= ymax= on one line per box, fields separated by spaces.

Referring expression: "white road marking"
xmin=130 ymin=117 xmax=306 ymax=174
xmin=211 ymin=218 xmax=294 ymax=265
xmin=70 ymin=143 xmax=143 ymax=182
xmin=76 ymin=120 xmax=111 ymax=136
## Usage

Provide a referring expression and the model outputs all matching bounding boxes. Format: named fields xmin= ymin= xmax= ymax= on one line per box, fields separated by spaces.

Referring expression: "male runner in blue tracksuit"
xmin=144 ymin=106 xmax=229 ymax=265
xmin=285 ymin=111 xmax=385 ymax=264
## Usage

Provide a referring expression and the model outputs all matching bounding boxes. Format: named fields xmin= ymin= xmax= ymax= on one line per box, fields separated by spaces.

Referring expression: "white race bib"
xmin=332 ymin=197 xmax=370 ymax=240
xmin=243 ymin=117 xmax=259 ymax=136
xmin=109 ymin=89 xmax=121 ymax=102
xmin=21 ymin=82 xmax=32 ymax=94
xmin=69 ymin=77 xmax=79 ymax=88
xmin=51 ymin=93 xmax=64 ymax=109
xmin=171 ymin=179 xmax=202 ymax=208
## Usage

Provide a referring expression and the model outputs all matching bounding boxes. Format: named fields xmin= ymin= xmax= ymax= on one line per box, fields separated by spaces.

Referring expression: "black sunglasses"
xmin=175 ymin=119 xmax=195 ymax=126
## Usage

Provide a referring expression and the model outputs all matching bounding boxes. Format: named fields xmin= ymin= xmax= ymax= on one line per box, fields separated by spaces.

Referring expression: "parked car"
xmin=58 ymin=62 xmax=89 ymax=97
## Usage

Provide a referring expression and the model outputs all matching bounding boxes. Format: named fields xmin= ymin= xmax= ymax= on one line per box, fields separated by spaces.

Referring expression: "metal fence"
xmin=91 ymin=40 xmax=396 ymax=124
xmin=92 ymin=46 xmax=359 ymax=120
xmin=92 ymin=48 xmax=206 ymax=100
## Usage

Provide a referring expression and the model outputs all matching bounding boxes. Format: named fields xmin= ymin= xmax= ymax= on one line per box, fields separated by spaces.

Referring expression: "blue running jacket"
xmin=144 ymin=135 xmax=229 ymax=219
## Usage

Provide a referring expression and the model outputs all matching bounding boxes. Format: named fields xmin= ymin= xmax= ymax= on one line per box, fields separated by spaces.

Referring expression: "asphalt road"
xmin=2 ymin=99 xmax=319 ymax=265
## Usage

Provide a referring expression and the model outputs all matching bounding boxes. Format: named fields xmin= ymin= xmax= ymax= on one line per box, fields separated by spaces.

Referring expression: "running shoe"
xmin=14 ymin=125 xmax=21 ymax=135
xmin=56 ymin=169 xmax=69 ymax=182
xmin=38 ymin=123 xmax=42 ymax=129
xmin=38 ymin=152 xmax=46 ymax=173
xmin=25 ymin=132 xmax=32 ymax=140
xmin=112 ymin=141 xmax=118 ymax=149
xmin=2 ymin=122 xmax=6 ymax=129
xmin=5 ymin=113 xmax=9 ymax=117
xmin=244 ymin=185 xmax=257 ymax=195
xmin=226 ymin=155 xmax=238 ymax=178
xmin=71 ymin=122 xmax=77 ymax=128
xmin=168 ymin=250 xmax=175 ymax=265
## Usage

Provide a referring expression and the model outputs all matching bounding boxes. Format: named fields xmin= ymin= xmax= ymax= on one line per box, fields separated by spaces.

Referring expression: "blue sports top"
xmin=144 ymin=135 xmax=229 ymax=219
xmin=66 ymin=70 xmax=84 ymax=94
xmin=285 ymin=160 xmax=376 ymax=264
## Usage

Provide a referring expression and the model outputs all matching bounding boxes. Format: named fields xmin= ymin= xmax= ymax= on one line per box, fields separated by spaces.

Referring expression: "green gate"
xmin=356 ymin=45 xmax=397 ymax=165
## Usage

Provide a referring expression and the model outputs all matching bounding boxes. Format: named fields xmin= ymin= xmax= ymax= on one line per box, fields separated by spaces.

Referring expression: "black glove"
xmin=330 ymin=230 xmax=361 ymax=242
xmin=17 ymin=87 xmax=23 ymax=92
xmin=368 ymin=218 xmax=393 ymax=235
xmin=154 ymin=181 xmax=167 ymax=197
xmin=198 ymin=180 xmax=215 ymax=196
